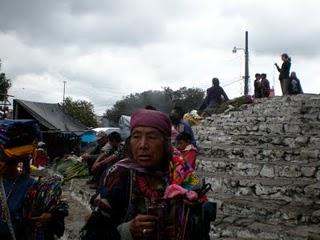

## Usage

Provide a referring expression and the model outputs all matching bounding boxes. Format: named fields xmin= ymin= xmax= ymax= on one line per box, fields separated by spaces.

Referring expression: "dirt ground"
xmin=61 ymin=181 xmax=92 ymax=240
xmin=35 ymin=168 xmax=92 ymax=240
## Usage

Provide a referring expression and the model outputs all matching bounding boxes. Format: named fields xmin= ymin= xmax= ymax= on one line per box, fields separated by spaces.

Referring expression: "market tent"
xmin=13 ymin=99 xmax=86 ymax=134
xmin=13 ymin=99 xmax=87 ymax=157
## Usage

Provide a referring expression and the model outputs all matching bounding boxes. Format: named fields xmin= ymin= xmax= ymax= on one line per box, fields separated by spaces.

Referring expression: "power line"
xmin=222 ymin=78 xmax=243 ymax=88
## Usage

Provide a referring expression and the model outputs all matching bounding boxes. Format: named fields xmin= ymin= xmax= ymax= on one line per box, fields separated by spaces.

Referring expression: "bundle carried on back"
xmin=0 ymin=119 xmax=40 ymax=148
xmin=0 ymin=119 xmax=40 ymax=175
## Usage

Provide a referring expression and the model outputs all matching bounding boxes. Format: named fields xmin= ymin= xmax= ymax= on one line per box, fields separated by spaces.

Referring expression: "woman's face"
xmin=177 ymin=139 xmax=189 ymax=151
xmin=130 ymin=127 xmax=165 ymax=169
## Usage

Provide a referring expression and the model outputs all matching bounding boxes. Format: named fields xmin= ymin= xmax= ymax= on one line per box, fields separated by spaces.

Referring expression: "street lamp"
xmin=232 ymin=46 xmax=244 ymax=54
xmin=232 ymin=31 xmax=249 ymax=95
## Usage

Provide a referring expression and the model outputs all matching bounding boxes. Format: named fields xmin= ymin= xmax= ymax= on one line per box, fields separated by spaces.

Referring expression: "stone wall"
xmin=194 ymin=94 xmax=320 ymax=240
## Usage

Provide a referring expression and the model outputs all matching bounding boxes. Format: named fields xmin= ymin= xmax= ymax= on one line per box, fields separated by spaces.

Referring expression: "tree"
xmin=62 ymin=97 xmax=98 ymax=128
xmin=104 ymin=87 xmax=205 ymax=124
xmin=0 ymin=73 xmax=11 ymax=101
xmin=170 ymin=87 xmax=205 ymax=112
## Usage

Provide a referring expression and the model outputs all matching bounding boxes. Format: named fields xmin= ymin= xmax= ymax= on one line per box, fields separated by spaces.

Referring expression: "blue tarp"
xmin=80 ymin=131 xmax=96 ymax=143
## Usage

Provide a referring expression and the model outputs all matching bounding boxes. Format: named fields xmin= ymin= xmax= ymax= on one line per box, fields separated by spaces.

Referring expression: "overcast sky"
xmin=1 ymin=0 xmax=319 ymax=114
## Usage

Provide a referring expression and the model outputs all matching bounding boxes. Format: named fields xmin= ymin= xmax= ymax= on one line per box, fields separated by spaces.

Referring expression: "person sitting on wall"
xmin=199 ymin=77 xmax=229 ymax=112
xmin=288 ymin=71 xmax=303 ymax=95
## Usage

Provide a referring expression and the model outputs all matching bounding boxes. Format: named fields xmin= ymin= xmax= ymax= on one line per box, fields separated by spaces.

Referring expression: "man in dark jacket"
xmin=199 ymin=77 xmax=229 ymax=111
xmin=253 ymin=73 xmax=262 ymax=98
xmin=260 ymin=73 xmax=270 ymax=98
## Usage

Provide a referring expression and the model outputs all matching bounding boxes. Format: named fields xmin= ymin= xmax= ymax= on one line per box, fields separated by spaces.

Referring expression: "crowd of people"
xmin=253 ymin=73 xmax=271 ymax=98
xmin=252 ymin=53 xmax=304 ymax=99
xmin=80 ymin=108 xmax=215 ymax=240
xmin=0 ymin=52 xmax=306 ymax=240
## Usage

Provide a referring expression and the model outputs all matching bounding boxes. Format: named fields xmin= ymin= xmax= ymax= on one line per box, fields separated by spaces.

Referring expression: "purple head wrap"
xmin=130 ymin=109 xmax=172 ymax=138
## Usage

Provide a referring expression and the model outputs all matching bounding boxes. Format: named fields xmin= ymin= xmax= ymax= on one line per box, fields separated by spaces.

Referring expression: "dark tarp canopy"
xmin=13 ymin=99 xmax=87 ymax=158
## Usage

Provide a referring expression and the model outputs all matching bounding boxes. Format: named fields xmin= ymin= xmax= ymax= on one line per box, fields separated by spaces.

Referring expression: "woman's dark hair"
xmin=290 ymin=71 xmax=297 ymax=79
xmin=169 ymin=112 xmax=181 ymax=125
xmin=126 ymin=135 xmax=172 ymax=170
xmin=212 ymin=77 xmax=220 ymax=86
xmin=176 ymin=132 xmax=192 ymax=143
xmin=145 ymin=105 xmax=157 ymax=110
xmin=281 ymin=53 xmax=291 ymax=62
xmin=108 ymin=131 xmax=122 ymax=142
xmin=170 ymin=106 xmax=185 ymax=125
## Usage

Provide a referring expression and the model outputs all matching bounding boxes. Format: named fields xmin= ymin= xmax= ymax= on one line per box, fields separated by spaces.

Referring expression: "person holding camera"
xmin=275 ymin=53 xmax=291 ymax=95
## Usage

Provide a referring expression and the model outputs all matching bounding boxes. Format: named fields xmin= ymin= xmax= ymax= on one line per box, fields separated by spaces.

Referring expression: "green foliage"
xmin=62 ymin=97 xmax=98 ymax=128
xmin=104 ymin=87 xmax=205 ymax=123
xmin=0 ymin=73 xmax=12 ymax=101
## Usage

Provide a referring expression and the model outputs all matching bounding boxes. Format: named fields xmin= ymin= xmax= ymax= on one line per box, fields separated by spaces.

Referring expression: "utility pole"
xmin=244 ymin=31 xmax=249 ymax=95
xmin=63 ymin=80 xmax=67 ymax=104
xmin=232 ymin=31 xmax=250 ymax=96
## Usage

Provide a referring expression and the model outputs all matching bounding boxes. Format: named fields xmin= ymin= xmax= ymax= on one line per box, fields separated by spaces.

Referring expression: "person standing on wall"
xmin=253 ymin=73 xmax=262 ymax=98
xmin=260 ymin=73 xmax=271 ymax=98
xmin=275 ymin=53 xmax=291 ymax=95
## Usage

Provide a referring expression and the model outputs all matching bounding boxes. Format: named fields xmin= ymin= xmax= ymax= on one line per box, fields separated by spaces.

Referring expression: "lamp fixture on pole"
xmin=232 ymin=31 xmax=249 ymax=95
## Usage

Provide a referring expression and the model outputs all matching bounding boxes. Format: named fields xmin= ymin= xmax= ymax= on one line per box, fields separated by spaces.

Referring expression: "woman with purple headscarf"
xmin=81 ymin=109 xmax=215 ymax=240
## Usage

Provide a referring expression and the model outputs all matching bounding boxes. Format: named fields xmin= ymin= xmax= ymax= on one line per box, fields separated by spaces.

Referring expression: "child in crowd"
xmin=32 ymin=141 xmax=49 ymax=168
xmin=176 ymin=132 xmax=198 ymax=169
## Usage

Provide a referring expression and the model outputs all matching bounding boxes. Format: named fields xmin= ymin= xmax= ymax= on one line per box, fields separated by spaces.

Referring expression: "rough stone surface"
xmin=194 ymin=94 xmax=320 ymax=239
xmin=260 ymin=165 xmax=275 ymax=178
xmin=301 ymin=166 xmax=317 ymax=177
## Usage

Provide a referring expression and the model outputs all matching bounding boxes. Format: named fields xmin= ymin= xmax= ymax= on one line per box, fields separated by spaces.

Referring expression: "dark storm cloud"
xmin=2 ymin=0 xmax=319 ymax=114
xmin=251 ymin=29 xmax=320 ymax=58
xmin=0 ymin=0 xmax=165 ymax=47
xmin=220 ymin=1 xmax=320 ymax=58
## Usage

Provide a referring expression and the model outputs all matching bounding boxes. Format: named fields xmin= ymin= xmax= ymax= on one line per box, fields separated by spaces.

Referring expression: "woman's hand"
xmin=129 ymin=214 xmax=158 ymax=238
xmin=91 ymin=161 xmax=101 ymax=173
xmin=31 ymin=212 xmax=53 ymax=227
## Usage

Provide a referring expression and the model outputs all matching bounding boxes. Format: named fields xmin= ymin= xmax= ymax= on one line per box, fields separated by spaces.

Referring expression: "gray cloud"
xmin=0 ymin=0 xmax=165 ymax=47
xmin=1 ymin=0 xmax=320 ymax=115
xmin=220 ymin=1 xmax=320 ymax=58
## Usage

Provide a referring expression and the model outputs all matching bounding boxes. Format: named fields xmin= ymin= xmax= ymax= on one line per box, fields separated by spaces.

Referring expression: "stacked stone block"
xmin=194 ymin=94 xmax=320 ymax=239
